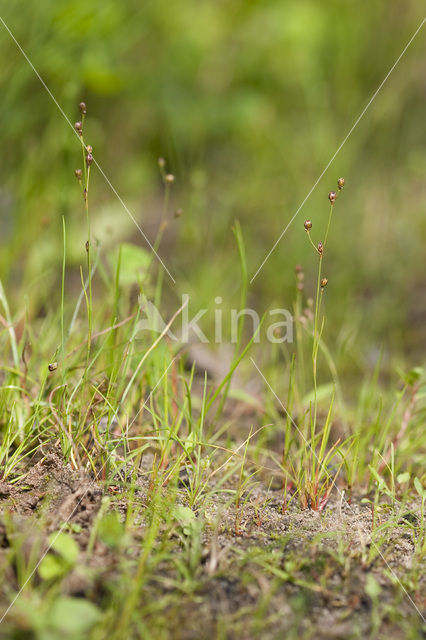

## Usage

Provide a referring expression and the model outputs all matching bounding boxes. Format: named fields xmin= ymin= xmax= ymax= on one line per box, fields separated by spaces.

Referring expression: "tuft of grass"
xmin=0 ymin=105 xmax=424 ymax=640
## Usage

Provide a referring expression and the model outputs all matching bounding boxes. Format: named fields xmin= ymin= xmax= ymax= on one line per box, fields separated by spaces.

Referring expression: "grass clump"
xmin=0 ymin=103 xmax=424 ymax=640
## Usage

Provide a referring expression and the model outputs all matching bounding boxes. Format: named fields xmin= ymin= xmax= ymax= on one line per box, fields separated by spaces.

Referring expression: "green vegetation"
xmin=0 ymin=2 xmax=425 ymax=639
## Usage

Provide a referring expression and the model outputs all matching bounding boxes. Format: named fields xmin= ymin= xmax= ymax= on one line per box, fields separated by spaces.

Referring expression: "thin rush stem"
xmin=324 ymin=203 xmax=334 ymax=247
xmin=311 ymin=202 xmax=334 ymax=483
xmin=306 ymin=230 xmax=317 ymax=251
xmin=85 ymin=165 xmax=92 ymax=361
xmin=79 ymin=123 xmax=92 ymax=363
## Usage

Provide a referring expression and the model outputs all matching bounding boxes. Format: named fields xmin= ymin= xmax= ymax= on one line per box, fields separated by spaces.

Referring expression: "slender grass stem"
xmin=84 ymin=165 xmax=92 ymax=363
xmin=311 ymin=203 xmax=333 ymax=483
xmin=61 ymin=216 xmax=66 ymax=382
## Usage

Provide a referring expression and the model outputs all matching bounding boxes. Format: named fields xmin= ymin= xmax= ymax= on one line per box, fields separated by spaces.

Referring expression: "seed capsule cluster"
xmin=301 ymin=178 xmax=345 ymax=294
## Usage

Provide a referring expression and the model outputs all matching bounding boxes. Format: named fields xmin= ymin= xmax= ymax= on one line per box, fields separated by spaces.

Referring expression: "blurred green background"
xmin=1 ymin=0 xmax=425 ymax=361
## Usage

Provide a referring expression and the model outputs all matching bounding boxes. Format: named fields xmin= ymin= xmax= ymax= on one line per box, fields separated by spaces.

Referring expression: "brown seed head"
xmin=174 ymin=208 xmax=183 ymax=218
xmin=79 ymin=102 xmax=87 ymax=114
xmin=86 ymin=153 xmax=93 ymax=167
xmin=86 ymin=145 xmax=93 ymax=154
xmin=317 ymin=241 xmax=324 ymax=256
xmin=295 ymin=264 xmax=303 ymax=273
xmin=304 ymin=220 xmax=312 ymax=231
xmin=165 ymin=173 xmax=175 ymax=185
xmin=328 ymin=191 xmax=336 ymax=205
xmin=48 ymin=362 xmax=58 ymax=372
xmin=337 ymin=177 xmax=345 ymax=190
xmin=321 ymin=277 xmax=328 ymax=288
xmin=75 ymin=169 xmax=82 ymax=181
xmin=75 ymin=121 xmax=83 ymax=135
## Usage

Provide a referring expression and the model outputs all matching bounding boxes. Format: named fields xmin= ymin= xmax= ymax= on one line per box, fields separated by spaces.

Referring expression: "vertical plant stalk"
xmin=0 ymin=280 xmax=19 ymax=370
xmin=143 ymin=160 xmax=175 ymax=282
xmin=310 ymin=204 xmax=333 ymax=485
xmin=60 ymin=216 xmax=66 ymax=382
xmin=82 ymin=143 xmax=92 ymax=363
xmin=213 ymin=220 xmax=247 ymax=422
xmin=304 ymin=183 xmax=342 ymax=496
xmin=75 ymin=105 xmax=93 ymax=365
xmin=294 ymin=274 xmax=306 ymax=396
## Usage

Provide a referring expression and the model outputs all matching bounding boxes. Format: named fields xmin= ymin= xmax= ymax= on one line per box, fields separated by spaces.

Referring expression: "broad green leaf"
xmin=48 ymin=532 xmax=79 ymax=565
xmin=39 ymin=533 xmax=79 ymax=580
xmin=397 ymin=472 xmax=410 ymax=484
xmin=404 ymin=367 xmax=423 ymax=386
xmin=39 ymin=555 xmax=67 ymax=581
xmin=49 ymin=597 xmax=100 ymax=636
xmin=172 ymin=506 xmax=196 ymax=535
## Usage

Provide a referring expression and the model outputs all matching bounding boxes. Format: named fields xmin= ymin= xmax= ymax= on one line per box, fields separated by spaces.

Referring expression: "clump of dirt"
xmin=0 ymin=453 xmax=104 ymax=545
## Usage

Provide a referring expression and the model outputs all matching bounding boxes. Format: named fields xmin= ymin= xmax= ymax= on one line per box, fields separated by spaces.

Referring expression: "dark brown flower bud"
xmin=48 ymin=362 xmax=58 ymax=372
xmin=321 ymin=277 xmax=328 ymax=288
xmin=174 ymin=208 xmax=183 ymax=218
xmin=75 ymin=121 xmax=83 ymax=135
xmin=86 ymin=153 xmax=93 ymax=167
xmin=337 ymin=177 xmax=345 ymax=190
xmin=304 ymin=220 xmax=312 ymax=231
xmin=79 ymin=102 xmax=87 ymax=114
xmin=165 ymin=173 xmax=175 ymax=185
xmin=75 ymin=169 xmax=82 ymax=181
xmin=86 ymin=145 xmax=93 ymax=154
xmin=328 ymin=191 xmax=336 ymax=205
xmin=85 ymin=240 xmax=90 ymax=253
xmin=317 ymin=242 xmax=323 ymax=256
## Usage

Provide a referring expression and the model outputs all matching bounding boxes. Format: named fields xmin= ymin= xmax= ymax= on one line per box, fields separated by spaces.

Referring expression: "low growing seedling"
xmin=39 ymin=532 xmax=79 ymax=581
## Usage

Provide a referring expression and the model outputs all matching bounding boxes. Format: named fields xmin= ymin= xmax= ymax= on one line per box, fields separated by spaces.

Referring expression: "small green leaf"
xmin=39 ymin=532 xmax=79 ymax=580
xmin=368 ymin=465 xmax=386 ymax=490
xmin=397 ymin=472 xmax=410 ymax=484
xmin=49 ymin=596 xmax=100 ymax=636
xmin=98 ymin=511 xmax=125 ymax=549
xmin=172 ymin=506 xmax=196 ymax=535
xmin=184 ymin=431 xmax=197 ymax=454
xmin=48 ymin=532 xmax=79 ymax=565
xmin=414 ymin=477 xmax=425 ymax=498
xmin=365 ymin=574 xmax=381 ymax=599
xmin=39 ymin=555 xmax=67 ymax=580
xmin=404 ymin=367 xmax=423 ymax=386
